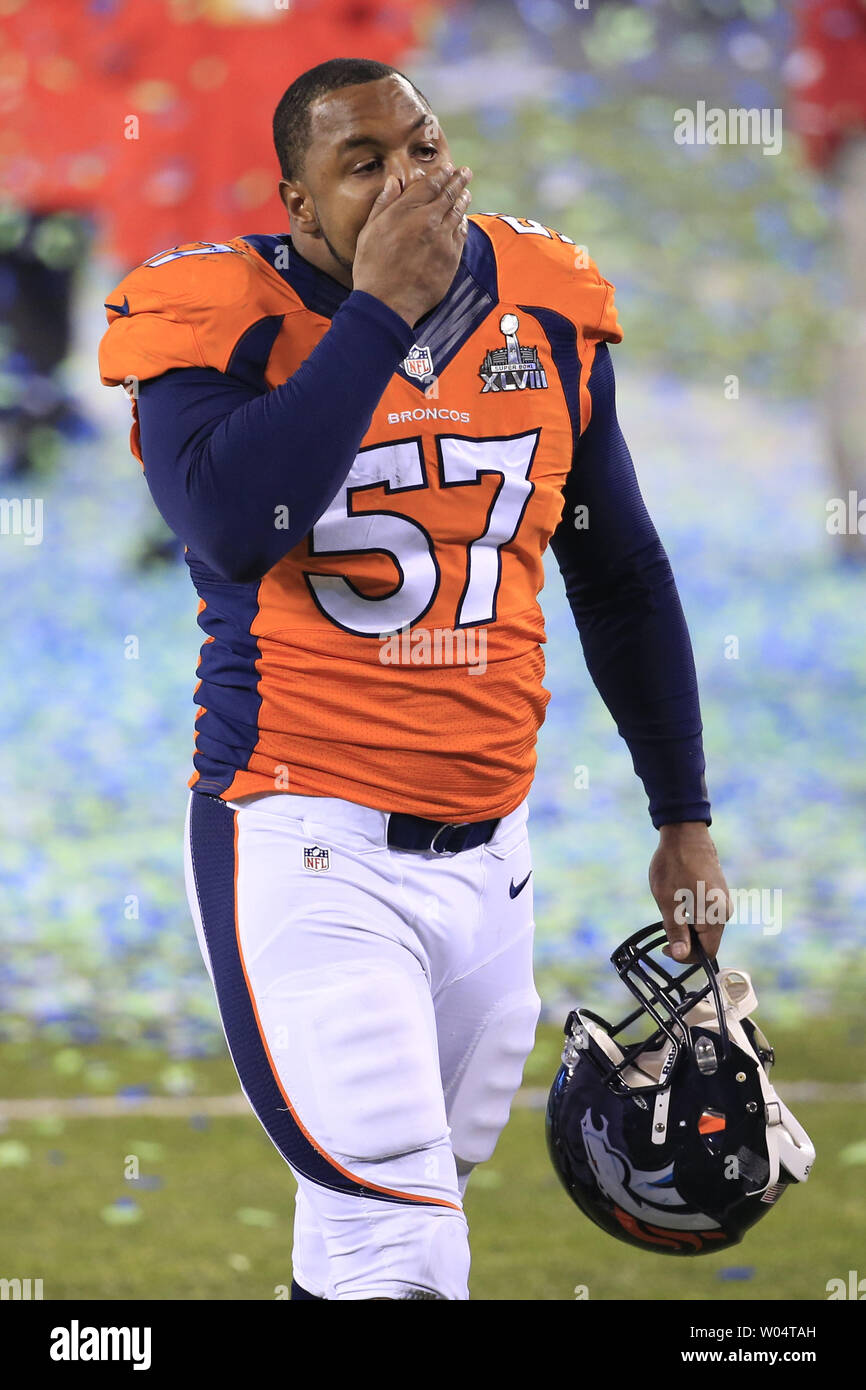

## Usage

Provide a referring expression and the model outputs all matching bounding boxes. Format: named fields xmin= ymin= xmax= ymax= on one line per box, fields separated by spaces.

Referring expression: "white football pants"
xmin=183 ymin=787 xmax=540 ymax=1300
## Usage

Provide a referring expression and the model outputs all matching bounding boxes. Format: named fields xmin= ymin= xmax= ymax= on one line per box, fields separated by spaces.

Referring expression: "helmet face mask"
xmin=546 ymin=923 xmax=815 ymax=1255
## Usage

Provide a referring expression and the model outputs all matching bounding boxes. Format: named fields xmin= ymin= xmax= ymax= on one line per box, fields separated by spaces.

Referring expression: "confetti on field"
xmin=53 ymin=1049 xmax=84 ymax=1076
xmin=116 ymin=1087 xmax=151 ymax=1102
xmin=126 ymin=1141 xmax=165 ymax=1162
xmin=84 ymin=1062 xmax=118 ymax=1091
xmin=0 ymin=1140 xmax=31 ymax=1168
xmin=160 ymin=1064 xmax=196 ymax=1096
xmin=100 ymin=1198 xmax=143 ymax=1226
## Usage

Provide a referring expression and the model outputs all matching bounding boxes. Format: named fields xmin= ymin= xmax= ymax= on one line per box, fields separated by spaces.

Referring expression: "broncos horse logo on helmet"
xmin=546 ymin=923 xmax=815 ymax=1255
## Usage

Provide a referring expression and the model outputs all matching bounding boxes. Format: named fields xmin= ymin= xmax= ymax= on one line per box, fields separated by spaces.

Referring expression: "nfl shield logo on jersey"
xmin=303 ymin=845 xmax=330 ymax=871
xmin=403 ymin=345 xmax=434 ymax=379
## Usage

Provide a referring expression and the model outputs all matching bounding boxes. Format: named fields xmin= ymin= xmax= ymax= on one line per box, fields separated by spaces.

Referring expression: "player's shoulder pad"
xmin=469 ymin=214 xmax=622 ymax=344
xmin=98 ymin=236 xmax=299 ymax=388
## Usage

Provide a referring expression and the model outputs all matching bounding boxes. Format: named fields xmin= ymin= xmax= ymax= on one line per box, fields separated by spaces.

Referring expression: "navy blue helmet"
xmin=546 ymin=923 xmax=815 ymax=1255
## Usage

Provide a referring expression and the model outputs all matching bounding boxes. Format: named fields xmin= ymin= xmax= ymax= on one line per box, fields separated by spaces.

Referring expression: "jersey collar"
xmin=240 ymin=222 xmax=499 ymax=391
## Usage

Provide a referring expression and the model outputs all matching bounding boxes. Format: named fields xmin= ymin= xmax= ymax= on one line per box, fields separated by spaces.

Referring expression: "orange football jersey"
xmin=99 ymin=214 xmax=622 ymax=819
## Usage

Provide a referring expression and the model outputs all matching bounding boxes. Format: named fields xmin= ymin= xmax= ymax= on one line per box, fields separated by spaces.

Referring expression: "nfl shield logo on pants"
xmin=403 ymin=345 xmax=434 ymax=379
xmin=303 ymin=845 xmax=330 ymax=871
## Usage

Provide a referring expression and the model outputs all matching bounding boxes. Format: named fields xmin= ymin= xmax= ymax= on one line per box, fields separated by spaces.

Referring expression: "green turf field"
xmin=1 ymin=1020 xmax=863 ymax=1301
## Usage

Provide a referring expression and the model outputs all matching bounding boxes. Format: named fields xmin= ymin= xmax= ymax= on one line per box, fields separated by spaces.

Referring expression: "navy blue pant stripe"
xmin=188 ymin=789 xmax=447 ymax=1207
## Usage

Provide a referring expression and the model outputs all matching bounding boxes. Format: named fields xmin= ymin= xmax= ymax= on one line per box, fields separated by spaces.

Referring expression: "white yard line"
xmin=0 ymin=1081 xmax=863 ymax=1122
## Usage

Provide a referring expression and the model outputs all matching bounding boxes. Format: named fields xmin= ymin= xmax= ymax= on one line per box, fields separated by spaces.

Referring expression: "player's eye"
xmin=351 ymin=145 xmax=438 ymax=175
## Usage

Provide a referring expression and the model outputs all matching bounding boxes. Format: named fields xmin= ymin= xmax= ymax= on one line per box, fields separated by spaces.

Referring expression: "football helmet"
xmin=546 ymin=923 xmax=815 ymax=1254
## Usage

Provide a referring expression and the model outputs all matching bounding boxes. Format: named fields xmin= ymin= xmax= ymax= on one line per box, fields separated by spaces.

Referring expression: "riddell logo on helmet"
xmin=658 ymin=1047 xmax=677 ymax=1085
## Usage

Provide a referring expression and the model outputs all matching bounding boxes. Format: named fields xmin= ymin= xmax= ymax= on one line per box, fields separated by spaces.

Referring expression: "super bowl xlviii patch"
xmin=403 ymin=344 xmax=434 ymax=379
xmin=479 ymin=314 xmax=548 ymax=392
xmin=303 ymin=845 xmax=330 ymax=871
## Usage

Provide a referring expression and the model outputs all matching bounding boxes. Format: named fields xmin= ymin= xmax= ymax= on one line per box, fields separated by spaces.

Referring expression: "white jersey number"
xmin=306 ymin=431 xmax=539 ymax=637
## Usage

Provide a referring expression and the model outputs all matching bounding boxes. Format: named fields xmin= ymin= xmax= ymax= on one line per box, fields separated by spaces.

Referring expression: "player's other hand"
xmin=648 ymin=822 xmax=731 ymax=965
xmin=352 ymin=162 xmax=473 ymax=328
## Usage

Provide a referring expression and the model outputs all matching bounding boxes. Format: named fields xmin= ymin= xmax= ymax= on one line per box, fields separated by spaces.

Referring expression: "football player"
xmin=99 ymin=56 xmax=730 ymax=1300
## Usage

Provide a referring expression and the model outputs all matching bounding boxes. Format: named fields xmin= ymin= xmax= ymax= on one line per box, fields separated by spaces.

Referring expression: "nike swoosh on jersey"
xmin=104 ymin=296 xmax=130 ymax=315
xmin=509 ymin=870 xmax=532 ymax=898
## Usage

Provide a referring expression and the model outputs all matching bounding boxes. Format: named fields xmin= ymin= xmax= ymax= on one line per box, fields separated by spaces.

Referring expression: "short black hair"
xmin=272 ymin=57 xmax=430 ymax=182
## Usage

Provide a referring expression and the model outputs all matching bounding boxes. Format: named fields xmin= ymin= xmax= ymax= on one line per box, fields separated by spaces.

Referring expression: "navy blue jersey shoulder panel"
xmin=463 ymin=216 xmax=500 ymax=302
xmin=240 ymin=233 xmax=350 ymax=320
xmin=226 ymin=314 xmax=286 ymax=391
xmin=517 ymin=303 xmax=582 ymax=449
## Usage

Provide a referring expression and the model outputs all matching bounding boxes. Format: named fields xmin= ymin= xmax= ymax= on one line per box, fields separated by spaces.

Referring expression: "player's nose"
xmin=388 ymin=154 xmax=418 ymax=192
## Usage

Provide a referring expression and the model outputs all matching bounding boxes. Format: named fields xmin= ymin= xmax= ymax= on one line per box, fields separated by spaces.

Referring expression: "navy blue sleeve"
xmin=548 ymin=342 xmax=711 ymax=829
xmin=135 ymin=290 xmax=415 ymax=583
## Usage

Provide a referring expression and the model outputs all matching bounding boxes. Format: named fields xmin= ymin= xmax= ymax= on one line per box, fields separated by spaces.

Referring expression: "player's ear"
xmin=279 ymin=180 xmax=320 ymax=235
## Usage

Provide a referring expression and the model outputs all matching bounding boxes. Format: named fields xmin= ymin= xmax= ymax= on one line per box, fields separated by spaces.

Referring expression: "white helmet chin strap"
xmin=685 ymin=969 xmax=816 ymax=1191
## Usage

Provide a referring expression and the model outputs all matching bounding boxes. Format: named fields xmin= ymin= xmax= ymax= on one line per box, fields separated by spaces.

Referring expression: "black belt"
xmin=386 ymin=812 xmax=500 ymax=855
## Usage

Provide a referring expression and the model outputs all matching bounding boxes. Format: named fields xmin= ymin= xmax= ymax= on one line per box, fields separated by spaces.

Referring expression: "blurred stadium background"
xmin=1 ymin=0 xmax=864 ymax=1300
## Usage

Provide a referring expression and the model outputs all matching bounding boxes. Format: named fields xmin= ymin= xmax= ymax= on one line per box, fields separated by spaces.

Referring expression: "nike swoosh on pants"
xmin=509 ymin=871 xmax=532 ymax=899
